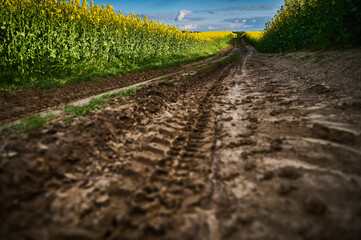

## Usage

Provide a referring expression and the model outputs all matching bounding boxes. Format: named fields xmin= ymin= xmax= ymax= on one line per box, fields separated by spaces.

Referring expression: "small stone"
xmin=64 ymin=173 xmax=77 ymax=180
xmin=182 ymin=195 xmax=202 ymax=208
xmin=6 ymin=151 xmax=18 ymax=158
xmin=37 ymin=143 xmax=49 ymax=151
xmin=96 ymin=194 xmax=110 ymax=205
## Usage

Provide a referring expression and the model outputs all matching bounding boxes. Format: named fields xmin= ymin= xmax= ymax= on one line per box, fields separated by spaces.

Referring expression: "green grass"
xmin=64 ymin=88 xmax=136 ymax=115
xmin=2 ymin=113 xmax=56 ymax=134
xmin=1 ymin=88 xmax=136 ymax=134
xmin=313 ymin=53 xmax=328 ymax=63
xmin=236 ymin=36 xmax=243 ymax=49
xmin=22 ymin=114 xmax=55 ymax=132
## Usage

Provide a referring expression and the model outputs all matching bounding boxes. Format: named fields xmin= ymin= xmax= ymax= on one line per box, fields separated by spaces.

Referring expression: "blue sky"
xmin=92 ymin=0 xmax=284 ymax=31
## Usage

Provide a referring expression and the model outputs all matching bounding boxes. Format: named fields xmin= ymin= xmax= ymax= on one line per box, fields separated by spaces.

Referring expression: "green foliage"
xmin=21 ymin=114 xmax=55 ymax=132
xmin=0 ymin=0 xmax=235 ymax=89
xmin=244 ymin=0 xmax=361 ymax=52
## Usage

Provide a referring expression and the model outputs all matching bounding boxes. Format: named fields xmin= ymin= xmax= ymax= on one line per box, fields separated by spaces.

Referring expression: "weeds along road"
xmin=1 ymin=40 xmax=361 ymax=240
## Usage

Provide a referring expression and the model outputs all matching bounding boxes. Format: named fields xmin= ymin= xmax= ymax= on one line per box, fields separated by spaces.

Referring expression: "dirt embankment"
xmin=0 ymin=46 xmax=234 ymax=124
xmin=0 ymin=41 xmax=361 ymax=240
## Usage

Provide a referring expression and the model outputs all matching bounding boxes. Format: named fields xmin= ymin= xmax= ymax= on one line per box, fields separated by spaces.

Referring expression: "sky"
xmin=92 ymin=0 xmax=284 ymax=32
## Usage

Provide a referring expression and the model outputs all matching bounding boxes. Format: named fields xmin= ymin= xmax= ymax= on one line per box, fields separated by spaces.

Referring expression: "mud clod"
xmin=262 ymin=171 xmax=274 ymax=180
xmin=304 ymin=196 xmax=327 ymax=215
xmin=278 ymin=167 xmax=302 ymax=179
xmin=278 ymin=184 xmax=298 ymax=195
xmin=244 ymin=162 xmax=256 ymax=171
xmin=270 ymin=138 xmax=283 ymax=151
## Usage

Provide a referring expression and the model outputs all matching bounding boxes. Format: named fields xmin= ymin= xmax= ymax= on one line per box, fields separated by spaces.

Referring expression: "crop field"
xmin=244 ymin=0 xmax=361 ymax=52
xmin=0 ymin=0 xmax=235 ymax=89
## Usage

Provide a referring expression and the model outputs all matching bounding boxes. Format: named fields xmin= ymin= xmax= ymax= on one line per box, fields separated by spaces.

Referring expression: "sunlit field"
xmin=0 ymin=0 xmax=235 ymax=89
xmin=244 ymin=0 xmax=360 ymax=52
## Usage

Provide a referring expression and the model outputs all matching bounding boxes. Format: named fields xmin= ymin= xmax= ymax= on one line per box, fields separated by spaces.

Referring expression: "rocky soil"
xmin=1 ymin=40 xmax=361 ymax=240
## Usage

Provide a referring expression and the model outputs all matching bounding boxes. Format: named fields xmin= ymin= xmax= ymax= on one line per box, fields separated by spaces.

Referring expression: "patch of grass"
xmin=1 ymin=88 xmax=136 ymax=135
xmin=313 ymin=53 xmax=328 ymax=63
xmin=2 ymin=113 xmax=55 ymax=134
xmin=64 ymin=119 xmax=73 ymax=126
xmin=301 ymin=54 xmax=312 ymax=60
xmin=64 ymin=98 xmax=108 ymax=115
xmin=64 ymin=88 xmax=136 ymax=115
xmin=0 ymin=87 xmax=12 ymax=98
xmin=236 ymin=37 xmax=243 ymax=49
xmin=21 ymin=114 xmax=55 ymax=132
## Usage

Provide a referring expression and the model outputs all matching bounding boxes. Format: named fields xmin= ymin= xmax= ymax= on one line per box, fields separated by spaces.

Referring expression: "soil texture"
xmin=1 ymin=40 xmax=361 ymax=240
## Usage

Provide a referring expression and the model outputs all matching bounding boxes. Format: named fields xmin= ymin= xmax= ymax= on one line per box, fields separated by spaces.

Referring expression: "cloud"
xmin=175 ymin=10 xmax=192 ymax=21
xmin=187 ymin=17 xmax=207 ymax=21
xmin=208 ymin=26 xmax=218 ymax=30
xmin=224 ymin=16 xmax=269 ymax=23
xmin=179 ymin=24 xmax=199 ymax=30
xmin=227 ymin=22 xmax=255 ymax=29
xmin=205 ymin=5 xmax=279 ymax=14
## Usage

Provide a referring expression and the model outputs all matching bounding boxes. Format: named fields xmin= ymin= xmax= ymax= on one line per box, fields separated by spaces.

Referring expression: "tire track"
xmin=96 ymin=54 xmax=240 ymax=239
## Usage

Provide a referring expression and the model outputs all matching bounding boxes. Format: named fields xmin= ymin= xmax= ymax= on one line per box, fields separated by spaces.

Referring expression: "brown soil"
xmin=1 ymin=40 xmax=361 ymax=240
xmin=0 ymin=46 xmax=233 ymax=124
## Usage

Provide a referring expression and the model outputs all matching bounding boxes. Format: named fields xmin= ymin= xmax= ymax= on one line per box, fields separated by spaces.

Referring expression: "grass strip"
xmin=1 ymin=88 xmax=136 ymax=134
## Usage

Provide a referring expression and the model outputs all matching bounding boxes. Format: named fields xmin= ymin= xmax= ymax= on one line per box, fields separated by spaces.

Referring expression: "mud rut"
xmin=1 ymin=42 xmax=361 ymax=240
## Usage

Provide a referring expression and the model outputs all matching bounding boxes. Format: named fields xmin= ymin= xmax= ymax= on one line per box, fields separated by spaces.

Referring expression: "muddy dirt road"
xmin=1 ymin=41 xmax=361 ymax=240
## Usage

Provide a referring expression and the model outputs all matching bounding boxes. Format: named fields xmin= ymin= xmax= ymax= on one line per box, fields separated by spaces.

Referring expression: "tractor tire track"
xmin=1 ymin=40 xmax=361 ymax=240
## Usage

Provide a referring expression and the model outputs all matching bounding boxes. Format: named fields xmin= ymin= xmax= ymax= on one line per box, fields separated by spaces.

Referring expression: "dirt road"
xmin=1 ymin=40 xmax=361 ymax=240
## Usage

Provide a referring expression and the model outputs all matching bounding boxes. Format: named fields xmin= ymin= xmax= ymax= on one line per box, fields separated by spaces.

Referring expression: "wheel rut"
xmin=106 ymin=57 xmax=239 ymax=240
xmin=1 ymin=40 xmax=361 ymax=240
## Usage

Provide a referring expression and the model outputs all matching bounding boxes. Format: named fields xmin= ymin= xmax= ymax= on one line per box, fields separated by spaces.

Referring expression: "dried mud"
xmin=1 ymin=40 xmax=361 ymax=240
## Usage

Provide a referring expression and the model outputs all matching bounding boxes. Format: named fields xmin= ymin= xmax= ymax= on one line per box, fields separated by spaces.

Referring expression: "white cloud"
xmin=175 ymin=10 xmax=192 ymax=21
xmin=252 ymin=19 xmax=257 ymax=23
xmin=242 ymin=19 xmax=246 ymax=23
xmin=179 ymin=24 xmax=199 ymax=30
xmin=208 ymin=26 xmax=218 ymax=30
xmin=235 ymin=20 xmax=239 ymax=23
xmin=228 ymin=23 xmax=237 ymax=28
